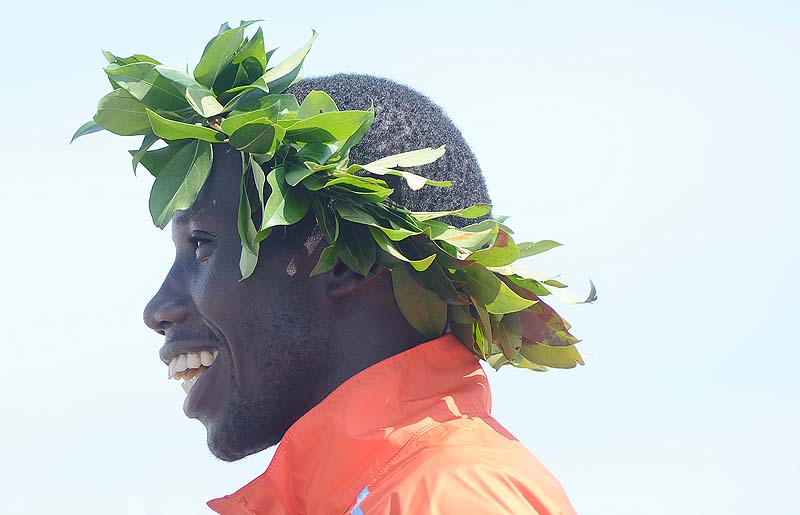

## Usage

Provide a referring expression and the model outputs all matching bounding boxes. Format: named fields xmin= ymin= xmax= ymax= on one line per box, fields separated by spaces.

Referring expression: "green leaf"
xmin=411 ymin=259 xmax=464 ymax=301
xmin=71 ymin=120 xmax=103 ymax=143
xmin=132 ymin=143 xmax=182 ymax=177
xmin=460 ymin=264 xmax=537 ymax=314
xmin=310 ymin=245 xmax=339 ymax=276
xmin=194 ymin=20 xmax=259 ymax=89
xmin=368 ymin=227 xmax=436 ymax=271
xmin=297 ymin=142 xmax=337 ymax=165
xmin=585 ymin=280 xmax=598 ymax=303
xmin=420 ymin=219 xmax=498 ymax=249
xmin=214 ymin=58 xmax=250 ymax=95
xmin=449 ymin=304 xmax=474 ymax=325
xmin=359 ymin=164 xmax=452 ymax=191
xmin=309 ymin=194 xmax=339 ymax=243
xmin=487 ymin=352 xmax=512 ymax=371
xmin=324 ymin=174 xmax=394 ymax=203
xmin=325 ymin=174 xmax=389 ymax=189
xmin=102 ymin=50 xmax=161 ymax=66
xmin=250 ymin=155 xmax=267 ymax=210
xmin=224 ymin=91 xmax=301 ymax=115
xmin=265 ymin=47 xmax=278 ymax=67
xmin=514 ymin=294 xmax=580 ymax=347
xmin=228 ymin=27 xmax=267 ymax=81
xmin=239 ymin=246 xmax=259 ymax=280
xmin=511 ymin=355 xmax=549 ymax=372
xmin=543 ymin=279 xmax=597 ymax=305
xmin=237 ymin=157 xmax=258 ymax=254
xmin=228 ymin=120 xmax=285 ymax=155
xmin=491 ymin=264 xmax=597 ymax=305
xmin=148 ymin=140 xmax=213 ymax=228
xmin=486 ymin=264 xmax=552 ymax=282
xmin=152 ymin=66 xmax=224 ymax=117
xmin=220 ymin=103 xmax=281 ymax=135
xmin=337 ymin=222 xmax=376 ymax=276
xmin=261 ymin=165 xmax=309 ymax=230
xmin=414 ymin=239 xmax=469 ymax=271
xmin=391 ymin=264 xmax=447 ymax=339
xmin=233 ymin=27 xmax=266 ymax=70
xmin=336 ymin=203 xmax=419 ymax=241
xmin=367 ymin=145 xmax=446 ymax=168
xmin=213 ymin=26 xmax=267 ymax=92
xmin=145 ymin=109 xmax=224 ymax=142
xmin=297 ymin=90 xmax=338 ymax=119
xmin=105 ymin=62 xmax=191 ymax=114
xmin=284 ymin=159 xmax=318 ymax=187
xmin=498 ymin=274 xmax=552 ymax=297
xmin=411 ymin=203 xmax=492 ymax=221
xmin=472 ymin=304 xmax=493 ymax=358
xmin=285 ymin=111 xmax=372 ymax=143
xmin=450 ymin=322 xmax=476 ymax=355
xmin=131 ymin=133 xmax=159 ymax=174
xmin=491 ymin=216 xmax=514 ymax=234
xmin=467 ymin=230 xmax=520 ymax=267
xmin=364 ymin=203 xmax=420 ymax=232
xmin=332 ymin=105 xmax=374 ymax=161
xmin=254 ymin=29 xmax=317 ymax=93
xmin=93 ymin=89 xmax=151 ymax=136
xmin=300 ymin=174 xmax=326 ymax=191
xmin=494 ymin=312 xmax=523 ymax=361
xmin=518 ymin=240 xmax=562 ymax=258
xmin=520 ymin=343 xmax=583 ymax=369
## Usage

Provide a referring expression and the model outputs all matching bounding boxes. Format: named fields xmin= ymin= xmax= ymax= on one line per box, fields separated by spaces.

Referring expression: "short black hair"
xmin=288 ymin=74 xmax=491 ymax=227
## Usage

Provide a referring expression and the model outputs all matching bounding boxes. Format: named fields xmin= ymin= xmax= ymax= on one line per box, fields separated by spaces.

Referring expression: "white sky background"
xmin=1 ymin=1 xmax=797 ymax=513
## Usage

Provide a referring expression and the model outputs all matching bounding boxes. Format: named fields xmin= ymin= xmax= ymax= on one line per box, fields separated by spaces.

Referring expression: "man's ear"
xmin=326 ymin=260 xmax=388 ymax=299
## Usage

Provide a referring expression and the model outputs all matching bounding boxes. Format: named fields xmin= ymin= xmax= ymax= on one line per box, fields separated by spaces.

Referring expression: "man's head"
xmin=143 ymin=74 xmax=490 ymax=461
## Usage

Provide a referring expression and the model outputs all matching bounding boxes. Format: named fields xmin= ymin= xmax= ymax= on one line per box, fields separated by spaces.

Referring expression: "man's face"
xmin=143 ymin=147 xmax=329 ymax=461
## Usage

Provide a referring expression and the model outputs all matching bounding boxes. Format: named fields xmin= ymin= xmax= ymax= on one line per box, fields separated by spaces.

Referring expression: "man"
xmin=142 ymin=73 xmax=578 ymax=514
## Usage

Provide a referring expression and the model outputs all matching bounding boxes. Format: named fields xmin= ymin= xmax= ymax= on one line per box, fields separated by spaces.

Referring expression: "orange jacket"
xmin=207 ymin=334 xmax=576 ymax=515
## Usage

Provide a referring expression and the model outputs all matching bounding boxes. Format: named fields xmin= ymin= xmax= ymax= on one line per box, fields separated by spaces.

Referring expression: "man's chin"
xmin=205 ymin=423 xmax=278 ymax=462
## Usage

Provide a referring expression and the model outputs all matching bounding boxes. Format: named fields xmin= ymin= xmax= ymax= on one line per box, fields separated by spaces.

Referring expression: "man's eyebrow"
xmin=172 ymin=210 xmax=201 ymax=227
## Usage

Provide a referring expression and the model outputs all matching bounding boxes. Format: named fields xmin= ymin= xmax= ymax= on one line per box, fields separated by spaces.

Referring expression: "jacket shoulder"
xmin=356 ymin=417 xmax=576 ymax=515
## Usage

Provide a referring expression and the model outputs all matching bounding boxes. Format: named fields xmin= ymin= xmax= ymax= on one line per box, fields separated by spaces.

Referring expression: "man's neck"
xmin=313 ymin=273 xmax=429 ymax=414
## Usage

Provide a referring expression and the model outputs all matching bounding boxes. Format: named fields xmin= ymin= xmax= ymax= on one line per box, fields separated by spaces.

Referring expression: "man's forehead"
xmin=172 ymin=198 xmax=221 ymax=227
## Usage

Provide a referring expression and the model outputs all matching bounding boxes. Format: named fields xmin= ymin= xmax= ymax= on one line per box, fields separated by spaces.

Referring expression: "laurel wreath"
xmin=72 ymin=20 xmax=596 ymax=371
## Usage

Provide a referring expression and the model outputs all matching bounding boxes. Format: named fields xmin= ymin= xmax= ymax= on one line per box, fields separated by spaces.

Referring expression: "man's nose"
xmin=143 ymin=266 xmax=190 ymax=334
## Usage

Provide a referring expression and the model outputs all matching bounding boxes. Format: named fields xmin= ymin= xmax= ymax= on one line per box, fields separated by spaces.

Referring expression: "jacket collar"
xmin=207 ymin=333 xmax=491 ymax=515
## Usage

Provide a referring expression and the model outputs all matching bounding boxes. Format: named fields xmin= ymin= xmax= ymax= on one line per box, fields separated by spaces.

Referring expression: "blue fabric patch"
xmin=350 ymin=486 xmax=370 ymax=515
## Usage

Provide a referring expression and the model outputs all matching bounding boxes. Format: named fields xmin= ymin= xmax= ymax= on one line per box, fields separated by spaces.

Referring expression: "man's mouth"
xmin=167 ymin=349 xmax=219 ymax=394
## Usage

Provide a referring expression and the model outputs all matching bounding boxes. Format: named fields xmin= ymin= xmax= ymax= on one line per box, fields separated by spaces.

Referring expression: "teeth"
xmin=186 ymin=352 xmax=201 ymax=369
xmin=200 ymin=350 xmax=214 ymax=367
xmin=182 ymin=376 xmax=199 ymax=394
xmin=175 ymin=354 xmax=188 ymax=373
xmin=166 ymin=349 xmax=218 ymax=382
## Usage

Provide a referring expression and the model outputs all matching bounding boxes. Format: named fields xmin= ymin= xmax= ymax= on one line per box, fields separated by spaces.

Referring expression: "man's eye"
xmin=189 ymin=234 xmax=214 ymax=259
xmin=190 ymin=236 xmax=211 ymax=249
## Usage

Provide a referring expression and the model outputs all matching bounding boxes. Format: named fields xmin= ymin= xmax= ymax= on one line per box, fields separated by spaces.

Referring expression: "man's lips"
xmin=159 ymin=339 xmax=220 ymax=365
